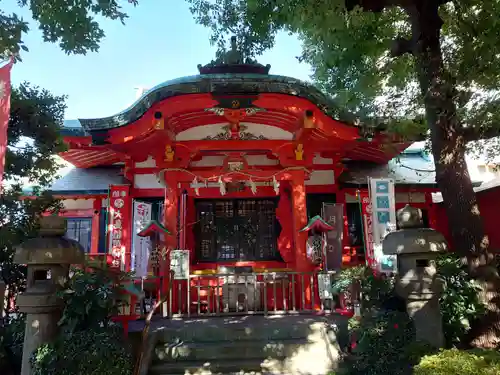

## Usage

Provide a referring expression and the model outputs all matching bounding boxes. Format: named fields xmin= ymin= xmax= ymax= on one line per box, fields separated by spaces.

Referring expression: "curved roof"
xmin=76 ymin=73 xmax=359 ymax=132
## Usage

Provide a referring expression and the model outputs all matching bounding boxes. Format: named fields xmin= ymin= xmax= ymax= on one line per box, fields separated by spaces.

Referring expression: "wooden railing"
xmin=166 ymin=270 xmax=339 ymax=317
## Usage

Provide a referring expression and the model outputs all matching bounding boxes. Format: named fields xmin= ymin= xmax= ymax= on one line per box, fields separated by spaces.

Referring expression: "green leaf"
xmin=0 ymin=0 xmax=138 ymax=59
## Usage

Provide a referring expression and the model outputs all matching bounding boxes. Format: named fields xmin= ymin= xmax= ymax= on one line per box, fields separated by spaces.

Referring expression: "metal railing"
xmin=166 ymin=270 xmax=337 ymax=317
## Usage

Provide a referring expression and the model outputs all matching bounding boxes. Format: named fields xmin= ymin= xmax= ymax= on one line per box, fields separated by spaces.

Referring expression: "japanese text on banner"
xmin=360 ymin=192 xmax=375 ymax=266
xmin=108 ymin=185 xmax=130 ymax=270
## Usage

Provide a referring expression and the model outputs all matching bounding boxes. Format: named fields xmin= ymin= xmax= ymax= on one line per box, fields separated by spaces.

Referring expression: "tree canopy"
xmin=188 ymin=0 xmax=500 ymax=143
xmin=0 ymin=83 xmax=66 ymax=303
xmin=0 ymin=0 xmax=138 ymax=311
xmin=188 ymin=0 xmax=500 ymax=347
xmin=0 ymin=0 xmax=137 ymax=59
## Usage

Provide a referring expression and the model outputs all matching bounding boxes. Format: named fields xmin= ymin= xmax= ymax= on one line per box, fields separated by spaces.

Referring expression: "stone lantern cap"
xmin=383 ymin=205 xmax=448 ymax=256
xmin=14 ymin=216 xmax=85 ymax=265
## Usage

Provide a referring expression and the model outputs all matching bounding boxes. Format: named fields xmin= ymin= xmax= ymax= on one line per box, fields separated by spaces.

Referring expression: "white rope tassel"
xmin=218 ymin=176 xmax=226 ymax=196
xmin=249 ymin=179 xmax=257 ymax=195
xmin=272 ymin=176 xmax=280 ymax=195
xmin=193 ymin=177 xmax=200 ymax=196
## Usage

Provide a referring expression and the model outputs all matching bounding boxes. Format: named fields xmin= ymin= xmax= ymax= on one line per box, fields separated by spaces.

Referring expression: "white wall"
xmin=466 ymin=155 xmax=500 ymax=183
xmin=61 ymin=199 xmax=94 ymax=210
xmin=176 ymin=123 xmax=293 ymax=141
xmin=134 ymin=174 xmax=163 ymax=189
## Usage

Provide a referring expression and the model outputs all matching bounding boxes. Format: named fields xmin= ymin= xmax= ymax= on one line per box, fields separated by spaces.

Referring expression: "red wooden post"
xmin=290 ymin=170 xmax=312 ymax=309
xmin=91 ymin=198 xmax=102 ymax=255
xmin=163 ymin=173 xmax=179 ymax=314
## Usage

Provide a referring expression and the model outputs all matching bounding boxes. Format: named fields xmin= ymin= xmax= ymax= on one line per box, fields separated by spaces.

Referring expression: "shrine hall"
xmin=35 ymin=39 xmax=441 ymax=318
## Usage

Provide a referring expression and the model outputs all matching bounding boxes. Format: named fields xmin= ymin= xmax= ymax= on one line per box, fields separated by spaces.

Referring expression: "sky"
xmin=5 ymin=1 xmax=313 ymax=120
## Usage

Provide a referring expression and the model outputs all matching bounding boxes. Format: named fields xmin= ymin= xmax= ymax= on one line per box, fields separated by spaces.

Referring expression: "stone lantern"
xmin=14 ymin=216 xmax=84 ymax=375
xmin=382 ymin=205 xmax=448 ymax=347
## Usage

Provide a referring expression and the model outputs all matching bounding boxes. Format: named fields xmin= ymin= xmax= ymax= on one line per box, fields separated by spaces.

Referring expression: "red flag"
xmin=0 ymin=58 xmax=13 ymax=193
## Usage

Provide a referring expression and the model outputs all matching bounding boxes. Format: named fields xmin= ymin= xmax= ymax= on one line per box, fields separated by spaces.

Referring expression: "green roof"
xmin=299 ymin=215 xmax=335 ymax=233
xmin=137 ymin=220 xmax=171 ymax=237
xmin=76 ymin=73 xmax=359 ymax=132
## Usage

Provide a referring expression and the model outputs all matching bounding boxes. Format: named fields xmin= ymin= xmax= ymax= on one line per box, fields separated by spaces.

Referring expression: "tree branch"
xmin=344 ymin=0 xmax=450 ymax=12
xmin=390 ymin=36 xmax=414 ymax=57
xmin=462 ymin=127 xmax=500 ymax=143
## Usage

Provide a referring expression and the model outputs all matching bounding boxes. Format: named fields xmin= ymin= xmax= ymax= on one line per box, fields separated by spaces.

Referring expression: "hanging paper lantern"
xmin=306 ymin=235 xmax=323 ymax=265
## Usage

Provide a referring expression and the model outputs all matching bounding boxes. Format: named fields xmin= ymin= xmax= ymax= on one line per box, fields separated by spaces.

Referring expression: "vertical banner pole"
xmin=0 ymin=58 xmax=13 ymax=195
xmin=368 ymin=178 xmax=397 ymax=274
xmin=356 ymin=189 xmax=368 ymax=266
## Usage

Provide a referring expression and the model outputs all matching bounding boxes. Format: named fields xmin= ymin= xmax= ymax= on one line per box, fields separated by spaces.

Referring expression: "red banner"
xmin=108 ymin=185 xmax=131 ymax=270
xmin=360 ymin=191 xmax=375 ymax=267
xmin=0 ymin=59 xmax=13 ymax=193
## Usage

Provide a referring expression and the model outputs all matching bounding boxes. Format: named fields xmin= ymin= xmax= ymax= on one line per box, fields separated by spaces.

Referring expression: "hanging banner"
xmin=368 ymin=178 xmax=397 ymax=273
xmin=322 ymin=203 xmax=343 ymax=271
xmin=360 ymin=192 xmax=375 ymax=267
xmin=318 ymin=273 xmax=333 ymax=300
xmin=131 ymin=201 xmax=152 ymax=277
xmin=0 ymin=59 xmax=13 ymax=193
xmin=108 ymin=185 xmax=131 ymax=270
xmin=369 ymin=178 xmax=397 ymax=244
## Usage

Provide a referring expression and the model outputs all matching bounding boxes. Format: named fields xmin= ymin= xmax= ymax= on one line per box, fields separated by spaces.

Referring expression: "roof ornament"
xmin=197 ymin=36 xmax=271 ymax=75
xmin=225 ymin=36 xmax=243 ymax=65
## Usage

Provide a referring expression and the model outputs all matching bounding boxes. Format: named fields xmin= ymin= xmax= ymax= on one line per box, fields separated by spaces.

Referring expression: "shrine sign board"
xmin=322 ymin=203 xmax=343 ymax=271
xmin=317 ymin=273 xmax=334 ymax=300
xmin=131 ymin=200 xmax=153 ymax=278
xmin=368 ymin=178 xmax=398 ymax=274
xmin=360 ymin=192 xmax=375 ymax=266
xmin=108 ymin=185 xmax=131 ymax=270
xmin=170 ymin=250 xmax=190 ymax=280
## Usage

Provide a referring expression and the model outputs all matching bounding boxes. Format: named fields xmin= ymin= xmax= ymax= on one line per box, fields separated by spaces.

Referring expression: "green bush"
xmin=436 ymin=254 xmax=485 ymax=347
xmin=332 ymin=266 xmax=395 ymax=310
xmin=341 ymin=310 xmax=433 ymax=375
xmin=0 ymin=315 xmax=26 ymax=374
xmin=30 ymin=327 xmax=133 ymax=375
xmin=57 ymin=267 xmax=127 ymax=334
xmin=30 ymin=267 xmax=134 ymax=375
xmin=414 ymin=349 xmax=500 ymax=375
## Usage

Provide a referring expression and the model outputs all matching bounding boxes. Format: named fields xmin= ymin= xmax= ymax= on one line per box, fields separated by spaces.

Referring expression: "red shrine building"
xmin=43 ymin=43 xmax=441 ymax=317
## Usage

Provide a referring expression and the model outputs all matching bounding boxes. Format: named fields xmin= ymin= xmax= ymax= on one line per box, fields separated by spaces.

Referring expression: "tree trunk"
xmin=407 ymin=1 xmax=500 ymax=348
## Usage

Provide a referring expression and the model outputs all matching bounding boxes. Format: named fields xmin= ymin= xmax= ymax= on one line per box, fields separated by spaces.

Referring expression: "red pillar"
xmin=290 ymin=171 xmax=312 ymax=309
xmin=91 ymin=198 xmax=102 ymax=255
xmin=336 ymin=189 xmax=351 ymax=266
xmin=426 ymin=191 xmax=438 ymax=230
xmin=290 ymin=171 xmax=308 ymax=269
xmin=163 ymin=173 xmax=179 ymax=314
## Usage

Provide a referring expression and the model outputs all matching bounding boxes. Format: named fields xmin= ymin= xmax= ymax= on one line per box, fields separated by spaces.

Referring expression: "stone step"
xmin=152 ymin=338 xmax=311 ymax=362
xmin=153 ymin=315 xmax=343 ymax=343
xmin=159 ymin=373 xmax=288 ymax=375
xmin=140 ymin=315 xmax=346 ymax=375
xmin=148 ymin=358 xmax=291 ymax=375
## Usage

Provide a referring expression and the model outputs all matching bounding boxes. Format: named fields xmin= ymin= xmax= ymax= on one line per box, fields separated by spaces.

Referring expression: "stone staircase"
xmin=137 ymin=315 xmax=348 ymax=375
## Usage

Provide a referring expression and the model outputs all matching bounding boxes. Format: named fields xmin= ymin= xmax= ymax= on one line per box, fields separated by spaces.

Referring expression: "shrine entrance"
xmin=194 ymin=198 xmax=283 ymax=263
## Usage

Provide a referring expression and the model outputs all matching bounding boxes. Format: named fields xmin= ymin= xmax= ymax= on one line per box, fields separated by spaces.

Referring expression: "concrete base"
xmin=407 ymin=297 xmax=444 ymax=348
xmin=20 ymin=313 xmax=59 ymax=375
